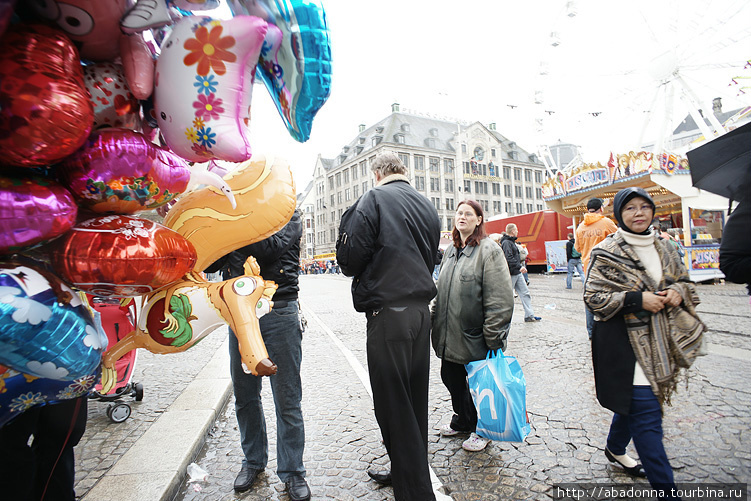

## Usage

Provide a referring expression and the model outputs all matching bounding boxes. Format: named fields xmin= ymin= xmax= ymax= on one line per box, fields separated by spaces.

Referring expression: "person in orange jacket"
xmin=575 ymin=197 xmax=617 ymax=338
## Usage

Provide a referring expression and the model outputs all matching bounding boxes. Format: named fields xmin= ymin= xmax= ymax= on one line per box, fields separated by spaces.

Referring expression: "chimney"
xmin=713 ymin=97 xmax=722 ymax=115
xmin=391 ymin=102 xmax=400 ymax=113
xmin=489 ymin=123 xmax=496 ymax=131
xmin=359 ymin=124 xmax=366 ymax=133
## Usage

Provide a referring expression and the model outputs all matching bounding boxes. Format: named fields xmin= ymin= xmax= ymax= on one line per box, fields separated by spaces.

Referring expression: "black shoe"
xmin=524 ymin=316 xmax=542 ymax=322
xmin=285 ymin=475 xmax=311 ymax=501
xmin=367 ymin=469 xmax=392 ymax=486
xmin=605 ymin=448 xmax=647 ymax=478
xmin=233 ymin=465 xmax=262 ymax=492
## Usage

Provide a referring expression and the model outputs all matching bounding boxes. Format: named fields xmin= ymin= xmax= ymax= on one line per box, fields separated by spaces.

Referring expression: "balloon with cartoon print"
xmin=121 ymin=0 xmax=222 ymax=34
xmin=0 ymin=175 xmax=78 ymax=255
xmin=0 ymin=262 xmax=107 ymax=381
xmin=25 ymin=0 xmax=156 ymax=99
xmin=155 ymin=15 xmax=268 ymax=162
xmin=84 ymin=63 xmax=142 ymax=131
xmin=0 ymin=24 xmax=94 ymax=167
xmin=0 ymin=363 xmax=99 ymax=428
xmin=227 ymin=0 xmax=332 ymax=143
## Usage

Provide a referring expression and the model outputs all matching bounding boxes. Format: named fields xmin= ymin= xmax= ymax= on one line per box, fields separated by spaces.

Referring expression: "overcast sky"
xmin=219 ymin=0 xmax=751 ymax=190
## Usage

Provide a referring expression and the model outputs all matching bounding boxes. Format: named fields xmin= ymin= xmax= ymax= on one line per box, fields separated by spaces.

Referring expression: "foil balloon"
xmin=164 ymin=154 xmax=296 ymax=272
xmin=121 ymin=0 xmax=222 ymax=34
xmin=50 ymin=215 xmax=198 ymax=297
xmin=154 ymin=15 xmax=268 ymax=162
xmin=0 ymin=175 xmax=78 ymax=255
xmin=227 ymin=0 xmax=332 ymax=143
xmin=0 ymin=364 xmax=99 ymax=428
xmin=0 ymin=0 xmax=16 ymax=38
xmin=84 ymin=63 xmax=142 ymax=130
xmin=25 ymin=0 xmax=156 ymax=99
xmin=0 ymin=262 xmax=107 ymax=381
xmin=0 ymin=24 xmax=94 ymax=167
xmin=100 ymin=256 xmax=277 ymax=394
xmin=57 ymin=129 xmax=236 ymax=214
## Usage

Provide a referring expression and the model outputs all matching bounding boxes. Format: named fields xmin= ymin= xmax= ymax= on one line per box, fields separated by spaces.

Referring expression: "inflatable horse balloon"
xmin=100 ymin=155 xmax=296 ymax=393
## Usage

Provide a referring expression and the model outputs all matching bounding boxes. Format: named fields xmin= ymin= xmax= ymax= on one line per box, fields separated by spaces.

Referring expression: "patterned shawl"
xmin=585 ymin=232 xmax=707 ymax=406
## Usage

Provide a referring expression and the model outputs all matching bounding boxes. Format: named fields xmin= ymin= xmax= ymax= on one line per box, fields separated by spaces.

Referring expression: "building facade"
xmin=310 ymin=104 xmax=548 ymax=256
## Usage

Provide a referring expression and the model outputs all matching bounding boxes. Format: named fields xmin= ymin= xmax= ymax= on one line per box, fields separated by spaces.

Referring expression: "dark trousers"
xmin=0 ymin=396 xmax=88 ymax=501
xmin=366 ymin=305 xmax=435 ymax=501
xmin=440 ymin=359 xmax=477 ymax=432
xmin=607 ymin=386 xmax=680 ymax=499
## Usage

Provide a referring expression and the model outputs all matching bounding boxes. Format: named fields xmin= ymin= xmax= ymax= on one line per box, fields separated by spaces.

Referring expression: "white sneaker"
xmin=462 ymin=433 xmax=490 ymax=451
xmin=439 ymin=424 xmax=460 ymax=437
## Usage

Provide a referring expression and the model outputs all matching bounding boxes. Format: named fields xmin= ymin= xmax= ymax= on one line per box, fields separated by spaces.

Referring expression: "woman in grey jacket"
xmin=431 ymin=199 xmax=515 ymax=451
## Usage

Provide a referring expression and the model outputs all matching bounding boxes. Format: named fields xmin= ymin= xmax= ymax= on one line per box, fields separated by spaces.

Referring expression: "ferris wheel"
xmin=532 ymin=0 xmax=751 ymax=176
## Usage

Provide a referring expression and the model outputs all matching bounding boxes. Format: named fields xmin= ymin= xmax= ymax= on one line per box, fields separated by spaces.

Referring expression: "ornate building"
xmin=310 ymin=104 xmax=548 ymax=257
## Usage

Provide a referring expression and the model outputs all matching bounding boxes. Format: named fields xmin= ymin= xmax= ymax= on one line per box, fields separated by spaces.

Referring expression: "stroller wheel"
xmin=134 ymin=382 xmax=144 ymax=402
xmin=107 ymin=403 xmax=131 ymax=423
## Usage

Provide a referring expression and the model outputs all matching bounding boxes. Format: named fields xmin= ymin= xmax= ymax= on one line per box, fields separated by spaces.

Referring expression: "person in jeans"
xmin=206 ymin=211 xmax=310 ymax=501
xmin=565 ymin=232 xmax=585 ymax=289
xmin=501 ymin=223 xmax=541 ymax=322
xmin=336 ymin=151 xmax=440 ymax=500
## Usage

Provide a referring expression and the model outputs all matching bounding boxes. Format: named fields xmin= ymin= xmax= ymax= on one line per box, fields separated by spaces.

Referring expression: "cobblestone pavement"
xmin=75 ymin=274 xmax=751 ymax=500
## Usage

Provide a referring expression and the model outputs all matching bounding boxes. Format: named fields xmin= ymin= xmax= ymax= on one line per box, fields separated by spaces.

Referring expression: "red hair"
xmin=452 ymin=199 xmax=487 ymax=248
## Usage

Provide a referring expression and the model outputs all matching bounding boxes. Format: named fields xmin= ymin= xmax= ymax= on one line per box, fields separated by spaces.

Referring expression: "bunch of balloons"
xmin=0 ymin=0 xmax=329 ymax=427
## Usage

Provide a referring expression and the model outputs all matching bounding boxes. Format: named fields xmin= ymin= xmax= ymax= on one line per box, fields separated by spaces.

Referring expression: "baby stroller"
xmin=87 ymin=296 xmax=143 ymax=423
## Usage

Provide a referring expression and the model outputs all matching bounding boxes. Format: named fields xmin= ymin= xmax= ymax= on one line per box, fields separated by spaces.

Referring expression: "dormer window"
xmin=508 ymin=141 xmax=517 ymax=149
xmin=358 ymin=136 xmax=366 ymax=144
xmin=425 ymin=138 xmax=436 ymax=148
xmin=394 ymin=133 xmax=405 ymax=144
xmin=356 ymin=146 xmax=364 ymax=155
xmin=401 ymin=123 xmax=410 ymax=132
xmin=375 ymin=126 xmax=384 ymax=133
xmin=429 ymin=128 xmax=438 ymax=137
xmin=372 ymin=136 xmax=382 ymax=146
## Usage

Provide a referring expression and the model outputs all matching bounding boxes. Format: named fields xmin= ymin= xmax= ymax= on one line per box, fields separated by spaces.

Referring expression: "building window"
xmin=351 ymin=165 xmax=358 ymax=180
xmin=493 ymin=200 xmax=501 ymax=213
xmin=430 ymin=177 xmax=440 ymax=192
xmin=414 ymin=155 xmax=425 ymax=171
xmin=462 ymin=144 xmax=467 ymax=154
xmin=492 ymin=183 xmax=501 ymax=195
xmin=429 ymin=157 xmax=439 ymax=172
xmin=337 ymin=192 xmax=342 ymax=204
xmin=482 ymin=200 xmax=489 ymax=212
xmin=526 ymin=203 xmax=533 ymax=213
xmin=464 ymin=180 xmax=471 ymax=193
xmin=445 ymin=179 xmax=454 ymax=192
xmin=354 ymin=185 xmax=359 ymax=198
xmin=445 ymin=198 xmax=454 ymax=211
xmin=398 ymin=153 xmax=409 ymax=169
xmin=372 ymin=136 xmax=382 ymax=146
xmin=362 ymin=181 xmax=369 ymax=193
xmin=330 ymin=228 xmax=336 ymax=241
xmin=535 ymin=171 xmax=543 ymax=183
xmin=474 ymin=181 xmax=488 ymax=195
xmin=515 ymin=186 xmax=522 ymax=198
xmin=516 ymin=203 xmax=523 ymax=213
xmin=446 ymin=217 xmax=453 ymax=231
xmin=331 ymin=211 xmax=335 ymax=222
xmin=328 ymin=176 xmax=334 ymax=189
xmin=463 ymin=161 xmax=470 ymax=174
xmin=431 ymin=197 xmax=441 ymax=211
xmin=444 ymin=158 xmax=454 ymax=173
xmin=343 ymin=170 xmax=349 ymax=183
xmin=345 ymin=188 xmax=351 ymax=201
xmin=504 ymin=184 xmax=512 ymax=197
xmin=526 ymin=187 xmax=533 ymax=198
xmin=524 ymin=169 xmax=532 ymax=182
xmin=415 ymin=176 xmax=425 ymax=191
xmin=505 ymin=202 xmax=513 ymax=214
xmin=360 ymin=161 xmax=368 ymax=177
xmin=514 ymin=168 xmax=521 ymax=181
xmin=330 ymin=194 xmax=334 ymax=206
xmin=503 ymin=167 xmax=511 ymax=179
xmin=536 ymin=188 xmax=542 ymax=199
xmin=336 ymin=173 xmax=342 ymax=187
xmin=395 ymin=134 xmax=405 ymax=144
xmin=491 ymin=148 xmax=496 ymax=157
xmin=537 ymin=203 xmax=543 ymax=211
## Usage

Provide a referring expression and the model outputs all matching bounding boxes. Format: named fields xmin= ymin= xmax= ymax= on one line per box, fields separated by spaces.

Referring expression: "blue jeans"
xmin=229 ymin=301 xmax=305 ymax=482
xmin=607 ymin=386 xmax=679 ymax=499
xmin=511 ymin=273 xmax=535 ymax=319
xmin=566 ymin=258 xmax=585 ymax=288
xmin=585 ymin=306 xmax=595 ymax=339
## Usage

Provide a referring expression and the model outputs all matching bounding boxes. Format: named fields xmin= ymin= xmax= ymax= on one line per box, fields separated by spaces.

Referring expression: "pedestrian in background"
xmin=720 ymin=198 xmax=751 ymax=300
xmin=518 ymin=241 xmax=530 ymax=285
xmin=501 ymin=224 xmax=541 ymax=322
xmin=585 ymin=187 xmax=705 ymax=496
xmin=575 ymin=197 xmax=617 ymax=338
xmin=565 ymin=232 xmax=585 ymax=289
xmin=336 ymin=151 xmax=440 ymax=500
xmin=206 ymin=211 xmax=310 ymax=501
xmin=431 ymin=200 xmax=514 ymax=452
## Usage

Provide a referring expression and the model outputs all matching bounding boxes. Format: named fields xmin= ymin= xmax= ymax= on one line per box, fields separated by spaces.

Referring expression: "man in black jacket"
xmin=336 ymin=152 xmax=440 ymax=501
xmin=565 ymin=232 xmax=585 ymax=289
xmin=501 ymin=224 xmax=541 ymax=322
xmin=206 ymin=211 xmax=310 ymax=501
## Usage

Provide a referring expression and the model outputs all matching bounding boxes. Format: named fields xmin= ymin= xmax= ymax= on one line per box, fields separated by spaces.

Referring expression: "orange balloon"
xmin=164 ymin=154 xmax=297 ymax=272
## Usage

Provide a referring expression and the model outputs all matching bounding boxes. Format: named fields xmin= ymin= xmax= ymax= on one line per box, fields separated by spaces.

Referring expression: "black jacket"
xmin=720 ymin=199 xmax=751 ymax=294
xmin=336 ymin=177 xmax=440 ymax=312
xmin=500 ymin=234 xmax=522 ymax=275
xmin=565 ymin=238 xmax=575 ymax=261
xmin=205 ymin=212 xmax=302 ymax=301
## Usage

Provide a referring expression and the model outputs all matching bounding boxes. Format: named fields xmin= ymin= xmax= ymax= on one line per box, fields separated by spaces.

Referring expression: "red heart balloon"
xmin=50 ymin=215 xmax=197 ymax=297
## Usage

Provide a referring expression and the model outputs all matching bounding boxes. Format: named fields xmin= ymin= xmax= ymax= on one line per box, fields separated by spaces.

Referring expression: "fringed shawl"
xmin=585 ymin=232 xmax=706 ymax=406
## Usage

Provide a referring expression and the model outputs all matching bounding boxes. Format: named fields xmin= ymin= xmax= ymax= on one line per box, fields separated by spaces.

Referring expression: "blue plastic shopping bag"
xmin=465 ymin=350 xmax=531 ymax=442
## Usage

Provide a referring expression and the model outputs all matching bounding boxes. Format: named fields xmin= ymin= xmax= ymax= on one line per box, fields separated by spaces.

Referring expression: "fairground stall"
xmin=542 ymin=151 xmax=729 ymax=282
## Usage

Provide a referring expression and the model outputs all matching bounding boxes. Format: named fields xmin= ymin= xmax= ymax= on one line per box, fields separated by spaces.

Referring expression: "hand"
xmin=520 ymin=266 xmax=527 ymax=274
xmin=641 ymin=291 xmax=667 ymax=313
xmin=656 ymin=289 xmax=682 ymax=307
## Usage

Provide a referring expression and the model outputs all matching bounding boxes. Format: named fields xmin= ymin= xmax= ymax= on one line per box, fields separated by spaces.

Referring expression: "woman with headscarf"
xmin=431 ymin=200 xmax=514 ymax=452
xmin=585 ymin=187 xmax=706 ymax=495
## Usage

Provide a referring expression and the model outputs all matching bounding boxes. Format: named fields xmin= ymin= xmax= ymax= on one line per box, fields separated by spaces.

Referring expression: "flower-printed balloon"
xmin=155 ymin=15 xmax=268 ymax=162
xmin=0 ymin=262 xmax=106 ymax=381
